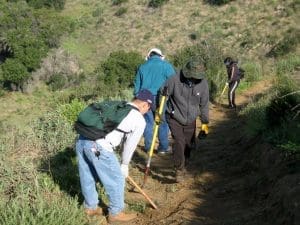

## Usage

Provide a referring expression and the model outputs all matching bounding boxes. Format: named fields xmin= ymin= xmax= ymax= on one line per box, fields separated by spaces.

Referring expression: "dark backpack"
xmin=74 ymin=100 xmax=135 ymax=140
xmin=238 ymin=67 xmax=245 ymax=79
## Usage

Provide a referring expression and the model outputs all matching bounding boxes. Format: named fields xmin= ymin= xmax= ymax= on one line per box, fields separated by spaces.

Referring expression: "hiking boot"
xmin=175 ymin=169 xmax=186 ymax=183
xmin=85 ymin=207 xmax=103 ymax=216
xmin=108 ymin=212 xmax=137 ymax=224
xmin=157 ymin=146 xmax=172 ymax=155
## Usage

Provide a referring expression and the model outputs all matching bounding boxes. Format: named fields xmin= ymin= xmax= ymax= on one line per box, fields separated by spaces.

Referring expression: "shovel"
xmin=142 ymin=86 xmax=168 ymax=187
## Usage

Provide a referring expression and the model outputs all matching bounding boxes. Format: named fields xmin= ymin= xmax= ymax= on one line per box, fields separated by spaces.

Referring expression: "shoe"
xmin=157 ymin=150 xmax=172 ymax=155
xmin=85 ymin=207 xmax=103 ymax=216
xmin=175 ymin=169 xmax=186 ymax=183
xmin=108 ymin=212 xmax=137 ymax=224
xmin=228 ymin=105 xmax=236 ymax=109
xmin=157 ymin=146 xmax=172 ymax=155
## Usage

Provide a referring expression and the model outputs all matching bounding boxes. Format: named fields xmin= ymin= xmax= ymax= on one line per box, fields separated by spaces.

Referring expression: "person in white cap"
xmin=134 ymin=48 xmax=176 ymax=154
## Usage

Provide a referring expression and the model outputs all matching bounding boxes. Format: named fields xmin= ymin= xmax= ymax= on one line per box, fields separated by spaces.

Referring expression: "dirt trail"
xmin=120 ymin=79 xmax=299 ymax=225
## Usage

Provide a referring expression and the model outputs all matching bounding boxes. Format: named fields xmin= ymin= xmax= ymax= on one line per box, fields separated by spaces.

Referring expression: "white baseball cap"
xmin=146 ymin=48 xmax=165 ymax=60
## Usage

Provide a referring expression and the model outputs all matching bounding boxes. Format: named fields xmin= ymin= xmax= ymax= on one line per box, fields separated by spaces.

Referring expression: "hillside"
xmin=0 ymin=1 xmax=299 ymax=225
xmin=61 ymin=0 xmax=299 ymax=72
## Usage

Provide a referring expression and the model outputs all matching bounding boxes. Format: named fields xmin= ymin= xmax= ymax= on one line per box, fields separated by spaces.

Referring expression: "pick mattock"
xmin=142 ymin=86 xmax=168 ymax=187
xmin=218 ymin=82 xmax=229 ymax=104
xmin=127 ymin=176 xmax=158 ymax=209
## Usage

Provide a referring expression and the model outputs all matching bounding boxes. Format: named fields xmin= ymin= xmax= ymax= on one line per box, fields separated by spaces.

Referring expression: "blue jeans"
xmin=144 ymin=109 xmax=169 ymax=152
xmin=76 ymin=135 xmax=125 ymax=215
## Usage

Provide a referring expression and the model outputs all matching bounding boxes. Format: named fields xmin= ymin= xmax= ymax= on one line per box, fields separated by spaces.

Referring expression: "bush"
xmin=0 ymin=1 xmax=71 ymax=90
xmin=1 ymin=58 xmax=30 ymax=90
xmin=59 ymin=98 xmax=86 ymax=124
xmin=27 ymin=0 xmax=66 ymax=10
xmin=33 ymin=111 xmax=75 ymax=154
xmin=112 ymin=0 xmax=128 ymax=5
xmin=46 ymin=73 xmax=67 ymax=91
xmin=203 ymin=0 xmax=235 ymax=5
xmin=115 ymin=7 xmax=127 ymax=17
xmin=148 ymin=0 xmax=169 ymax=8
xmin=97 ymin=50 xmax=144 ymax=94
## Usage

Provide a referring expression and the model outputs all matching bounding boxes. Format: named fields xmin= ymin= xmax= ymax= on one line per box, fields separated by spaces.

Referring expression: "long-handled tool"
xmin=127 ymin=176 xmax=158 ymax=209
xmin=142 ymin=87 xmax=168 ymax=187
xmin=218 ymin=82 xmax=228 ymax=103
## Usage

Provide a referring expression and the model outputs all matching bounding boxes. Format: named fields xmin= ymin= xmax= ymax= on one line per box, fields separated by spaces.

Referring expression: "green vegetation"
xmin=95 ymin=50 xmax=144 ymax=96
xmin=148 ymin=0 xmax=169 ymax=8
xmin=0 ymin=0 xmax=71 ymax=91
xmin=241 ymin=54 xmax=300 ymax=152
xmin=204 ymin=0 xmax=235 ymax=5
xmin=0 ymin=0 xmax=299 ymax=224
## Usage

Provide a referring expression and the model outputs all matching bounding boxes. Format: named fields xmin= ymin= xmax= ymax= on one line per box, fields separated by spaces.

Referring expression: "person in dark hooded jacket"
xmin=161 ymin=57 xmax=210 ymax=183
xmin=224 ymin=57 xmax=241 ymax=109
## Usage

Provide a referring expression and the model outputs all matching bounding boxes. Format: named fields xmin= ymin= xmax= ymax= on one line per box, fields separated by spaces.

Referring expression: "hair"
xmin=224 ymin=57 xmax=238 ymax=65
xmin=149 ymin=51 xmax=160 ymax=57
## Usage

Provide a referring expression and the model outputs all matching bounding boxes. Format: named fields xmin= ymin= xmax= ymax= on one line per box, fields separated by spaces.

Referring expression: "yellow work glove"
xmin=197 ymin=124 xmax=209 ymax=139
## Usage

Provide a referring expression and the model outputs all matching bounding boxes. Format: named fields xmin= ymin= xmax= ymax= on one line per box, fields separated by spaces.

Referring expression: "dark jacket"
xmin=226 ymin=62 xmax=240 ymax=82
xmin=162 ymin=71 xmax=209 ymax=125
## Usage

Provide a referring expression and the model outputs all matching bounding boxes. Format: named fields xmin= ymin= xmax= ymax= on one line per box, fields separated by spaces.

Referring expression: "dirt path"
xmin=124 ymin=80 xmax=280 ymax=225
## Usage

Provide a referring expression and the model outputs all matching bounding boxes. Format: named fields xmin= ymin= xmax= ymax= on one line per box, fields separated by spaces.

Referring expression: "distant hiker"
xmin=161 ymin=57 xmax=210 ymax=183
xmin=134 ymin=48 xmax=176 ymax=154
xmin=75 ymin=89 xmax=154 ymax=223
xmin=224 ymin=57 xmax=242 ymax=109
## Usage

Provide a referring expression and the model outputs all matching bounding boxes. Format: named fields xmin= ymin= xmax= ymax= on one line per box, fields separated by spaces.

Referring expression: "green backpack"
xmin=74 ymin=100 xmax=136 ymax=140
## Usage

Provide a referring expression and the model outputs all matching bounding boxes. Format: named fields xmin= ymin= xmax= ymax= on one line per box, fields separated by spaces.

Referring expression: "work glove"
xmin=120 ymin=164 xmax=129 ymax=178
xmin=197 ymin=124 xmax=209 ymax=139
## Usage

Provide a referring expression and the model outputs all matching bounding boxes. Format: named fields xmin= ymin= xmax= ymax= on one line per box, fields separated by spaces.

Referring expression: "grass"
xmin=0 ymin=0 xmax=299 ymax=224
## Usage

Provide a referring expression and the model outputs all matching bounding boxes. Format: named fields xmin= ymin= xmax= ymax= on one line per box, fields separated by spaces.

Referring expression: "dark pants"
xmin=167 ymin=115 xmax=196 ymax=170
xmin=228 ymin=80 xmax=240 ymax=107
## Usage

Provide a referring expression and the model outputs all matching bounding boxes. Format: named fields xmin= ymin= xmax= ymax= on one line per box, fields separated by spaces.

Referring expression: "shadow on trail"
xmin=134 ymin=87 xmax=298 ymax=225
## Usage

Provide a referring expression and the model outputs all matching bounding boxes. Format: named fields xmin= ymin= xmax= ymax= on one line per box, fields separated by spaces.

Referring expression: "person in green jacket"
xmin=134 ymin=48 xmax=176 ymax=154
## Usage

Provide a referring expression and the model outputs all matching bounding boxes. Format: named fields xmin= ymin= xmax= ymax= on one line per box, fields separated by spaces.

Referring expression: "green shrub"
xmin=0 ymin=1 xmax=71 ymax=90
xmin=115 ymin=7 xmax=127 ymax=17
xmin=47 ymin=73 xmax=67 ymax=91
xmin=112 ymin=0 xmax=128 ymax=5
xmin=1 ymin=58 xmax=30 ymax=90
xmin=92 ymin=7 xmax=103 ymax=17
xmin=148 ymin=0 xmax=169 ymax=8
xmin=33 ymin=111 xmax=75 ymax=155
xmin=97 ymin=50 xmax=144 ymax=93
xmin=27 ymin=0 xmax=66 ymax=10
xmin=59 ymin=98 xmax=86 ymax=124
xmin=204 ymin=0 xmax=235 ymax=5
